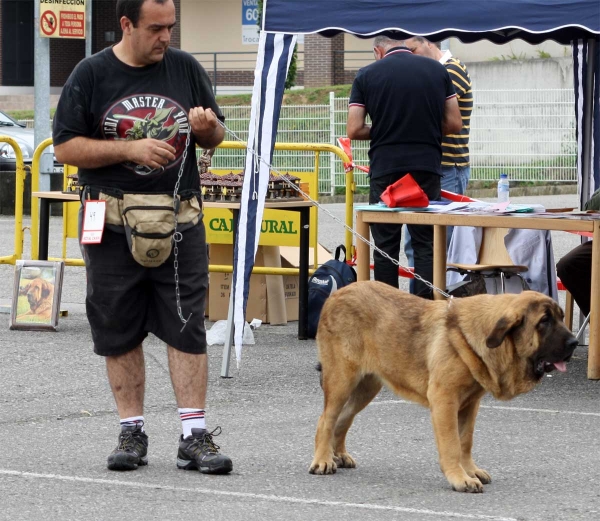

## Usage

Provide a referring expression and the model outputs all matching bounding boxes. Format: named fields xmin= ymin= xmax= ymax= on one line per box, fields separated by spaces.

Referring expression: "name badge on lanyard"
xmin=80 ymin=200 xmax=106 ymax=244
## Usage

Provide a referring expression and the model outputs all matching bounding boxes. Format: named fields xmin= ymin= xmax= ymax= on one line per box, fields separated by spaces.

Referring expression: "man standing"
xmin=347 ymin=36 xmax=461 ymax=297
xmin=407 ymin=37 xmax=473 ymax=199
xmin=402 ymin=37 xmax=473 ymax=290
xmin=53 ymin=0 xmax=232 ymax=474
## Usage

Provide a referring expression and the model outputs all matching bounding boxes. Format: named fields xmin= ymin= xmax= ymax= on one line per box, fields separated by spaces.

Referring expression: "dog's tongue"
xmin=553 ymin=361 xmax=567 ymax=373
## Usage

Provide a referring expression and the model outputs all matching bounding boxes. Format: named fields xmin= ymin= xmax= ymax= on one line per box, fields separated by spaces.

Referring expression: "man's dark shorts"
xmin=81 ymin=218 xmax=208 ymax=356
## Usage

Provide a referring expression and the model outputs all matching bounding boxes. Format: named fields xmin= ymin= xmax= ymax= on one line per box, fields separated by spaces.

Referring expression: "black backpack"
xmin=307 ymin=245 xmax=357 ymax=338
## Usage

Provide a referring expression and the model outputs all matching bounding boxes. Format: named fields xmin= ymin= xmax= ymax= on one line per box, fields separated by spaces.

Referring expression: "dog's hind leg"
xmin=458 ymin=398 xmax=491 ymax=485
xmin=332 ymin=374 xmax=382 ymax=469
xmin=309 ymin=361 xmax=361 ymax=475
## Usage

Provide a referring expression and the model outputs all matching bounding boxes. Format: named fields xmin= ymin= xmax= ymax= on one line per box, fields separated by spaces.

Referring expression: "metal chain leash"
xmin=216 ymin=119 xmax=451 ymax=299
xmin=172 ymin=126 xmax=193 ymax=331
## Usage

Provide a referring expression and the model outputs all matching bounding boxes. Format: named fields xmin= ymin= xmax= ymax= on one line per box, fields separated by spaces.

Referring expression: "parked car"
xmin=0 ymin=109 xmax=63 ymax=174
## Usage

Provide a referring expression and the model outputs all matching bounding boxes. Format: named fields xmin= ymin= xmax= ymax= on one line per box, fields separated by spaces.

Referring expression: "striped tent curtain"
xmin=232 ymin=31 xmax=297 ymax=363
xmin=573 ymin=40 xmax=600 ymax=209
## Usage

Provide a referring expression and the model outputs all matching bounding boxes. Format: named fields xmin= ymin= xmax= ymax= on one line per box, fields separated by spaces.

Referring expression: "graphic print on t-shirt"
xmin=102 ymin=94 xmax=190 ymax=177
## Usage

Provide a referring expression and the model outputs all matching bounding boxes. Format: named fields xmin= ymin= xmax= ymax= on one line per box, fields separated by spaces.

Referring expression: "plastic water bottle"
xmin=497 ymin=173 xmax=510 ymax=203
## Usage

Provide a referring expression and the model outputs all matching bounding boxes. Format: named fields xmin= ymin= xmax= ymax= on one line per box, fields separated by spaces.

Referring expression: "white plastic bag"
xmin=206 ymin=320 xmax=256 ymax=346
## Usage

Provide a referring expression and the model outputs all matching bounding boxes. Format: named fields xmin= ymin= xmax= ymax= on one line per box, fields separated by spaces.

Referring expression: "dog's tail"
xmin=315 ymin=362 xmax=323 ymax=388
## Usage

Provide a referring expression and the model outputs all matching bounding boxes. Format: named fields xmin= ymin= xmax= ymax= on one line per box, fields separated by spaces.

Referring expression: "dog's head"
xmin=483 ymin=291 xmax=578 ymax=381
xmin=19 ymin=278 xmax=53 ymax=312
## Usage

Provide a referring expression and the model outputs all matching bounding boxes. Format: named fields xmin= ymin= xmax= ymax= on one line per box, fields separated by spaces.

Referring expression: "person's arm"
xmin=188 ymin=107 xmax=225 ymax=149
xmin=442 ymin=95 xmax=462 ymax=136
xmin=446 ymin=60 xmax=471 ymax=103
xmin=54 ymin=136 xmax=176 ymax=170
xmin=347 ymin=105 xmax=370 ymax=140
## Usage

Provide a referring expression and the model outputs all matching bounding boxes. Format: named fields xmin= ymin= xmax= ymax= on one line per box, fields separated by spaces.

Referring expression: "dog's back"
xmin=316 ymin=281 xmax=448 ymax=404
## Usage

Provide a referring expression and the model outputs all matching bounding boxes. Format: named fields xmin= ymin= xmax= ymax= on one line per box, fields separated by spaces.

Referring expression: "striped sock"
xmin=120 ymin=416 xmax=145 ymax=432
xmin=179 ymin=408 xmax=206 ymax=438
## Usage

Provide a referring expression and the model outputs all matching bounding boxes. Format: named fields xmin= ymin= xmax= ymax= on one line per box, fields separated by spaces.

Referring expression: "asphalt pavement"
xmin=0 ymin=193 xmax=598 ymax=521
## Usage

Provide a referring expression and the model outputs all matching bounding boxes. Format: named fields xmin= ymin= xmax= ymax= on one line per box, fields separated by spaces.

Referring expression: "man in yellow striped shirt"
xmin=406 ymin=37 xmax=473 ymax=198
xmin=403 ymin=37 xmax=473 ymax=292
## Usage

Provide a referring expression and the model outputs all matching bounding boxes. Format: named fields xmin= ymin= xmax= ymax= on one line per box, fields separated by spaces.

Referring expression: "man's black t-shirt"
xmin=349 ymin=47 xmax=455 ymax=178
xmin=53 ymin=46 xmax=223 ymax=193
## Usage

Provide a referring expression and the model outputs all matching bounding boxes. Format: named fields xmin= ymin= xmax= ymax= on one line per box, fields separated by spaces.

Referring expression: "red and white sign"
xmin=40 ymin=10 xmax=57 ymax=36
xmin=59 ymin=11 xmax=85 ymax=38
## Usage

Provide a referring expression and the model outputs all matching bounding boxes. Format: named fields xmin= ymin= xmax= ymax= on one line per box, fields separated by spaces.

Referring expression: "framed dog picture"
xmin=10 ymin=260 xmax=65 ymax=331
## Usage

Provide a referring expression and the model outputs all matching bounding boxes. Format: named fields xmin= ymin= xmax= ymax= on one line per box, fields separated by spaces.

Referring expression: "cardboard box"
xmin=208 ymin=244 xmax=297 ymax=324
xmin=208 ymin=243 xmax=333 ymax=324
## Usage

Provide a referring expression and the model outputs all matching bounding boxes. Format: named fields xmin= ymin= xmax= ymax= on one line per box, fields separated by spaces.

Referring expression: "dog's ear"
xmin=19 ymin=283 xmax=30 ymax=296
xmin=486 ymin=313 xmax=524 ymax=348
xmin=41 ymin=280 xmax=52 ymax=298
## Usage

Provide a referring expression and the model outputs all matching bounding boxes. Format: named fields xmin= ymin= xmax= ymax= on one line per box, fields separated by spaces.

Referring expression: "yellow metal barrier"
xmin=0 ymin=136 xmax=26 ymax=264
xmin=30 ymin=142 xmax=84 ymax=265
xmin=212 ymin=141 xmax=355 ymax=263
xmin=29 ymin=140 xmax=356 ymax=274
xmin=30 ymin=137 xmax=52 ymax=261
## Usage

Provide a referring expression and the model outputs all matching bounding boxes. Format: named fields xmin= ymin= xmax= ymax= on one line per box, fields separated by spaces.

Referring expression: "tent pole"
xmin=581 ymin=38 xmax=597 ymax=205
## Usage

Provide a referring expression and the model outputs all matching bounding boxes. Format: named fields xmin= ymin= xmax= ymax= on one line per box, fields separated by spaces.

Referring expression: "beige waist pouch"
xmin=99 ymin=191 xmax=201 ymax=268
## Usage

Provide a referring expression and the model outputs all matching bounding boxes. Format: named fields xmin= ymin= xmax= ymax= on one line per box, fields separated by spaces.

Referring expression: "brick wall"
xmin=203 ymin=70 xmax=304 ymax=90
xmin=303 ymin=33 xmax=345 ymax=88
xmin=48 ymin=0 xmax=181 ymax=87
xmin=344 ymin=70 xmax=358 ymax=85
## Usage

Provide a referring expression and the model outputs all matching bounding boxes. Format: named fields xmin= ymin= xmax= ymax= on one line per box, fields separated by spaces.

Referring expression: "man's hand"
xmin=129 ymin=138 xmax=176 ymax=170
xmin=189 ymin=107 xmax=225 ymax=149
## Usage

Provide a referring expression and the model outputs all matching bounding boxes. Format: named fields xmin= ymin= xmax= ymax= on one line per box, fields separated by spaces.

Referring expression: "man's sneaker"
xmin=177 ymin=427 xmax=233 ymax=474
xmin=107 ymin=425 xmax=148 ymax=471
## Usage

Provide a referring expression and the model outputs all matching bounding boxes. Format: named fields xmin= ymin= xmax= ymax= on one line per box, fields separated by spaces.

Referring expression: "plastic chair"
xmin=447 ymin=227 xmax=529 ymax=294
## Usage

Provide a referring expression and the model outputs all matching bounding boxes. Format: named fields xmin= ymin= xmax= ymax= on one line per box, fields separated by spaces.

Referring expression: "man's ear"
xmin=486 ymin=314 xmax=524 ymax=348
xmin=120 ymin=16 xmax=133 ymax=34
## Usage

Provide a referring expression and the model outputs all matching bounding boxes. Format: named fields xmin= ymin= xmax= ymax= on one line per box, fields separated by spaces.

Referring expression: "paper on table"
xmin=354 ymin=202 xmax=469 ymax=212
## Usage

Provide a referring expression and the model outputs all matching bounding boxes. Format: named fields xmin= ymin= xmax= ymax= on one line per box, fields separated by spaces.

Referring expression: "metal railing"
xmin=20 ymin=89 xmax=577 ymax=195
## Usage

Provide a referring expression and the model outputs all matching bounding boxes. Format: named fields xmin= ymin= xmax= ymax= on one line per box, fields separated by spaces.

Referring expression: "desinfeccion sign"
xmin=39 ymin=0 xmax=86 ymax=39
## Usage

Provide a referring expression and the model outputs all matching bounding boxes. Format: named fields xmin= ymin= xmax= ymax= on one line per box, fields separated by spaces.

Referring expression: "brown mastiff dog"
xmin=18 ymin=278 xmax=55 ymax=320
xmin=309 ymin=281 xmax=578 ymax=492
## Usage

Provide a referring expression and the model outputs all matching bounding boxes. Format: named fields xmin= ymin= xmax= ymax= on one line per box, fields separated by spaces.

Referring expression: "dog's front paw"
xmin=447 ymin=471 xmax=484 ymax=493
xmin=309 ymin=459 xmax=337 ymax=475
xmin=333 ymin=452 xmax=356 ymax=469
xmin=463 ymin=463 xmax=492 ymax=485
xmin=471 ymin=468 xmax=491 ymax=485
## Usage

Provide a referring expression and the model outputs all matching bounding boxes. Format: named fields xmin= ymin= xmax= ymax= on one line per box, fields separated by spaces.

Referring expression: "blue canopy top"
xmin=263 ymin=0 xmax=600 ymax=44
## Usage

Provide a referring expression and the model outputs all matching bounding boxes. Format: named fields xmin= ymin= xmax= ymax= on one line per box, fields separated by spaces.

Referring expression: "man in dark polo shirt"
xmin=347 ymin=35 xmax=461 ymax=298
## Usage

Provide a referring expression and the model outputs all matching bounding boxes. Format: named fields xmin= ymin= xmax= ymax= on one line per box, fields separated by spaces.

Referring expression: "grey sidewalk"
xmin=0 ymin=194 xmax=598 ymax=521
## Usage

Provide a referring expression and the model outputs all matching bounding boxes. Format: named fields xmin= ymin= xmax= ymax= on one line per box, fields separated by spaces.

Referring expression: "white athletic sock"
xmin=120 ymin=416 xmax=145 ymax=432
xmin=179 ymin=408 xmax=206 ymax=438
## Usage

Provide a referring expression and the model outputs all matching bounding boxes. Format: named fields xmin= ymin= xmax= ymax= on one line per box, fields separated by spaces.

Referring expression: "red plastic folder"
xmin=380 ymin=174 xmax=429 ymax=208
